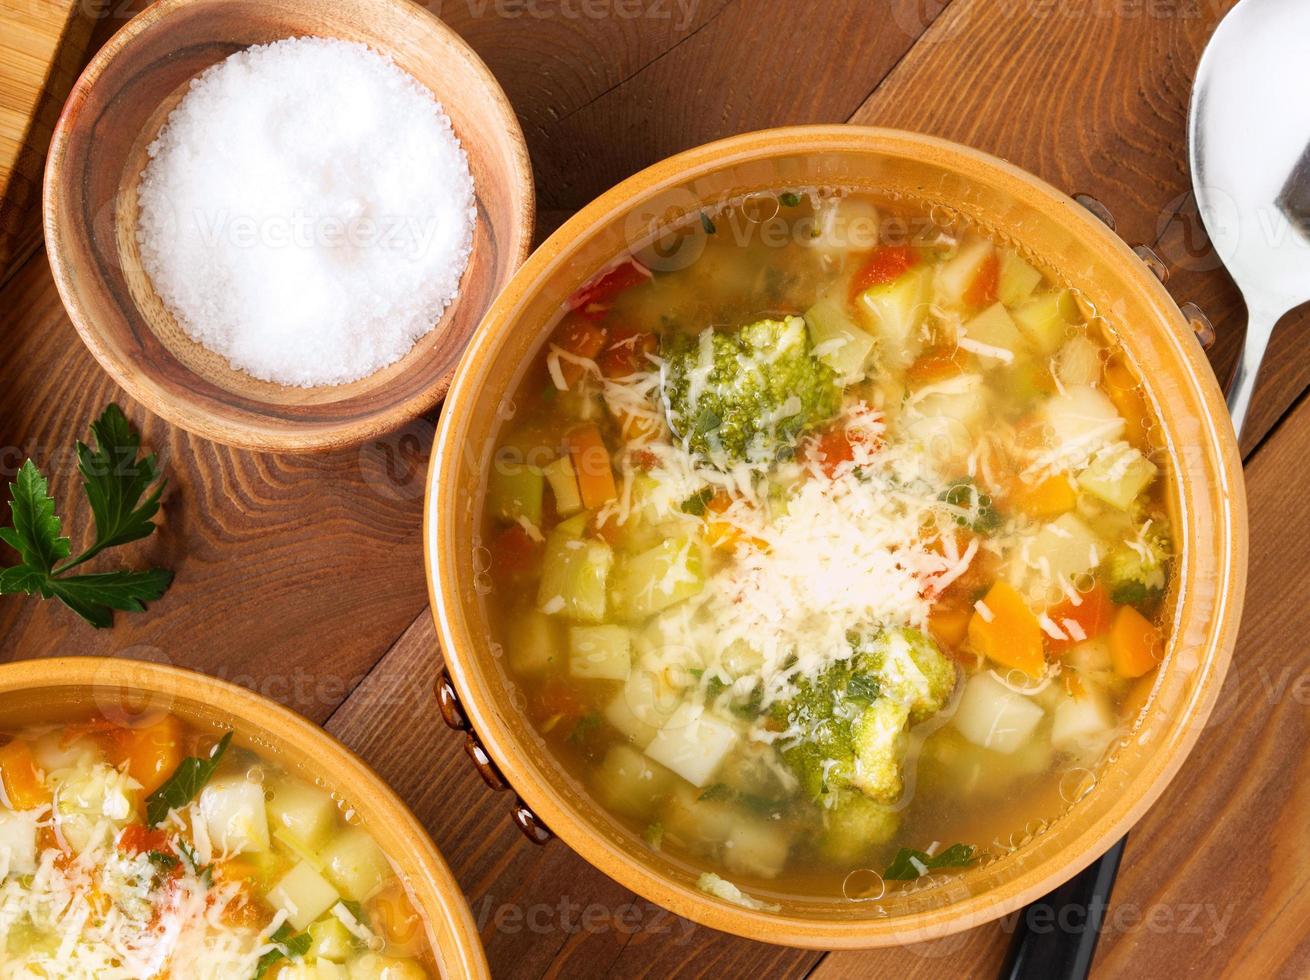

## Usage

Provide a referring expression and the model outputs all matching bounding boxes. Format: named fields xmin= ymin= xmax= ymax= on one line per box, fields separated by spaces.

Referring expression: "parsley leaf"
xmin=0 ymin=405 xmax=172 ymax=628
xmin=147 ymin=731 xmax=233 ymax=827
xmin=176 ymin=839 xmax=213 ymax=887
xmin=883 ymin=843 xmax=977 ymax=880
xmin=253 ymin=923 xmax=311 ymax=979
xmin=680 ymin=487 xmax=714 ymax=516
xmin=779 ymin=191 xmax=801 ymax=207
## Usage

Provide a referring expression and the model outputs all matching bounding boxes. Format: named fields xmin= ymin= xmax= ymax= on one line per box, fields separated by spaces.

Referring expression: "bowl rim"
xmin=424 ymin=124 xmax=1247 ymax=947
xmin=42 ymin=0 xmax=535 ymax=453
xmin=0 ymin=656 xmax=490 ymax=979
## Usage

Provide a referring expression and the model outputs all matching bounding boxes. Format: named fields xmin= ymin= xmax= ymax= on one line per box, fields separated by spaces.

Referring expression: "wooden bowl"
xmin=44 ymin=0 xmax=533 ymax=453
xmin=0 ymin=657 xmax=489 ymax=979
xmin=424 ymin=127 xmax=1247 ymax=947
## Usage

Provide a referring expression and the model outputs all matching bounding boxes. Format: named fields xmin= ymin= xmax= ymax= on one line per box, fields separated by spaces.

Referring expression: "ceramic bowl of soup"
xmin=0 ymin=657 xmax=488 ymax=978
xmin=424 ymin=126 xmax=1246 ymax=946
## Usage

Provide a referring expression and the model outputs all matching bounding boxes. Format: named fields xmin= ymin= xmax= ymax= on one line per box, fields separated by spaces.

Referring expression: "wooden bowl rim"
xmin=424 ymin=125 xmax=1247 ymax=947
xmin=0 ymin=656 xmax=490 ymax=979
xmin=42 ymin=0 xmax=534 ymax=453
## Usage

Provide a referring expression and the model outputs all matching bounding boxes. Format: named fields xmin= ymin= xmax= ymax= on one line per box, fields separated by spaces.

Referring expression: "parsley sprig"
xmin=0 ymin=404 xmax=172 ymax=627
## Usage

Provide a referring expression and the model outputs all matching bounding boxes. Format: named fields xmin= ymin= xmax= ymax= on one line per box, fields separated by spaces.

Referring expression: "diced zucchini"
xmin=804 ymin=297 xmax=876 ymax=382
xmin=593 ymin=745 xmax=676 ymax=820
xmin=199 ymin=776 xmax=270 ymax=855
xmin=569 ymin=624 xmax=632 ymax=681
xmin=1051 ymin=693 xmax=1115 ymax=754
xmin=962 ymin=303 xmax=1028 ymax=361
xmin=344 ymin=954 xmax=427 ymax=980
xmin=952 ymin=673 xmax=1045 ymax=754
xmin=542 ymin=455 xmax=583 ymax=518
xmin=55 ymin=763 xmax=139 ymax=854
xmin=608 ymin=537 xmax=705 ymax=621
xmin=507 ymin=610 xmax=563 ymax=674
xmin=0 ymin=809 xmax=39 ymax=875
xmin=1077 ymin=443 xmax=1158 ymax=510
xmin=267 ymin=777 xmax=339 ymax=853
xmin=280 ymin=962 xmax=347 ymax=980
xmin=268 ymin=859 xmax=340 ymax=931
xmin=318 ymin=828 xmax=392 ymax=903
xmin=487 ymin=464 xmax=543 ymax=528
xmin=1019 ymin=513 xmax=1105 ymax=590
xmin=308 ymin=914 xmax=359 ymax=963
xmin=644 ymin=703 xmax=739 ymax=787
xmin=858 ymin=266 xmax=932 ymax=368
xmin=537 ymin=528 xmax=613 ymax=623
xmin=1055 ymin=335 xmax=1102 ymax=387
xmin=997 ymin=249 xmax=1043 ymax=307
xmin=1013 ymin=290 xmax=1080 ymax=355
xmin=1042 ymin=386 xmax=1126 ymax=452
xmin=604 ymin=667 xmax=683 ymax=748
xmin=934 ymin=238 xmax=995 ymax=307
xmin=722 ymin=819 xmax=791 ymax=879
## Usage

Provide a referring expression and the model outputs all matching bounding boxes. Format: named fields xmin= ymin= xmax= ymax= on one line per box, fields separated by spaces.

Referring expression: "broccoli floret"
xmin=850 ymin=697 xmax=910 ymax=802
xmin=661 ymin=316 xmax=841 ymax=463
xmin=859 ymin=628 xmax=958 ymax=723
xmin=818 ymin=789 xmax=900 ymax=865
xmin=1101 ymin=517 xmax=1171 ymax=607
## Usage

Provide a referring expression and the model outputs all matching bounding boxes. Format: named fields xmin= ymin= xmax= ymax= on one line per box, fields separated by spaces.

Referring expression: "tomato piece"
xmin=490 ymin=524 xmax=543 ymax=582
xmin=550 ymin=319 xmax=608 ymax=386
xmin=809 ymin=427 xmax=855 ymax=478
xmin=849 ymin=244 xmax=919 ymax=299
xmin=566 ymin=259 xmax=652 ymax=319
xmin=118 ymin=824 xmax=172 ymax=856
xmin=964 ymin=252 xmax=1000 ymax=307
xmin=597 ymin=326 xmax=658 ymax=378
xmin=906 ymin=347 xmax=971 ymax=385
xmin=1046 ymin=582 xmax=1115 ymax=654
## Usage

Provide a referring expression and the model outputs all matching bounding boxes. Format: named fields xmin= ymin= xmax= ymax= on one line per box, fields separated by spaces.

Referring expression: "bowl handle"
xmin=435 ymin=668 xmax=554 ymax=845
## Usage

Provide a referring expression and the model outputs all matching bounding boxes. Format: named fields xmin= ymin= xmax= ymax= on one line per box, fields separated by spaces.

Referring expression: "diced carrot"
xmin=118 ymin=824 xmax=172 ymax=856
xmin=849 ymin=244 xmax=919 ymax=299
xmin=808 ymin=427 xmax=855 ymax=478
xmin=704 ymin=491 xmax=766 ymax=552
xmin=1103 ymin=357 xmax=1154 ymax=452
xmin=567 ymin=258 xmax=652 ymax=319
xmin=490 ymin=524 xmax=543 ymax=581
xmin=0 ymin=740 xmax=49 ymax=810
xmin=533 ymin=681 xmax=584 ymax=726
xmin=565 ymin=424 xmax=618 ymax=509
xmin=614 ymin=406 xmax=662 ymax=444
xmin=597 ymin=326 xmax=658 ymax=378
xmin=1008 ymin=473 xmax=1077 ymax=520
xmin=551 ymin=319 xmax=608 ymax=386
xmin=906 ymin=347 xmax=967 ymax=385
xmin=967 ymin=581 xmax=1046 ymax=677
xmin=1108 ymin=605 xmax=1163 ymax=678
xmin=1046 ymin=582 xmax=1115 ymax=654
xmin=929 ymin=602 xmax=972 ymax=653
xmin=964 ymin=253 xmax=1000 ymax=308
xmin=1063 ymin=671 xmax=1087 ymax=700
xmin=106 ymin=715 xmax=184 ymax=796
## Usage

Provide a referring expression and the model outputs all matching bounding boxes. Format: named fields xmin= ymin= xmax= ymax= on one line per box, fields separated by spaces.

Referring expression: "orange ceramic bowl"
xmin=424 ymin=126 xmax=1246 ymax=947
xmin=0 ymin=658 xmax=489 ymax=979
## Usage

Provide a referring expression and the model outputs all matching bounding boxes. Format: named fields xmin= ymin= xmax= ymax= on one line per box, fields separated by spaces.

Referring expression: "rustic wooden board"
xmin=0 ymin=0 xmax=95 ymax=277
xmin=3 ymin=0 xmax=1308 ymax=978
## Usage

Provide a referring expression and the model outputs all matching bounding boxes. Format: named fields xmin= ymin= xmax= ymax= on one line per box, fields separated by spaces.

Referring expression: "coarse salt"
xmin=136 ymin=37 xmax=476 ymax=387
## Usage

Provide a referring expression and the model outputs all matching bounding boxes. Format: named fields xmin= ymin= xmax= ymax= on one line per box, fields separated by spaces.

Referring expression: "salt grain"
xmin=136 ymin=37 xmax=476 ymax=387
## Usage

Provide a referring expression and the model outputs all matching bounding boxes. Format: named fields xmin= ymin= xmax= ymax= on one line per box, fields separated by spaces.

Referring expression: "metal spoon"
xmin=1004 ymin=1 xmax=1310 ymax=977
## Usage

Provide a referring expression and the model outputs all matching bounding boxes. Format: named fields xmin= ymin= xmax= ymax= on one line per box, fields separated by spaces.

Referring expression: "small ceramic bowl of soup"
xmin=0 ymin=658 xmax=488 ymax=978
xmin=424 ymin=126 xmax=1246 ymax=946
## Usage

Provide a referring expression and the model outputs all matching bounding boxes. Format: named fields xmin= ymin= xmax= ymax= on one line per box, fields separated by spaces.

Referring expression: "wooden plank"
xmin=0 ymin=0 xmax=95 ymax=277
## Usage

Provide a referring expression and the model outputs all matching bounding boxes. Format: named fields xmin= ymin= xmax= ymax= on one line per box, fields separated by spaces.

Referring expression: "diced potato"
xmin=1055 ymin=336 xmax=1102 ymax=387
xmin=267 ymin=777 xmax=339 ymax=852
xmin=859 ymin=267 xmax=932 ymax=367
xmin=660 ymin=783 xmax=739 ymax=848
xmin=487 ymin=464 xmax=543 ymax=528
xmin=0 ymin=809 xmax=39 ymax=875
xmin=1042 ymin=386 xmax=1126 ymax=455
xmin=1013 ymin=290 xmax=1080 ymax=355
xmin=1051 ymin=693 xmax=1115 ymax=756
xmin=1077 ymin=443 xmax=1158 ymax=510
xmin=805 ymin=196 xmax=880 ymax=259
xmin=346 ymin=954 xmax=428 ymax=980
xmin=200 ymin=776 xmax=270 ymax=855
xmin=506 ymin=610 xmax=563 ymax=675
xmin=593 ymin=745 xmax=676 ymax=819
xmin=804 ymin=297 xmax=876 ymax=382
xmin=308 ymin=913 xmax=359 ymax=963
xmin=898 ymin=374 xmax=987 ymax=469
xmin=537 ymin=529 xmax=614 ymax=623
xmin=541 ymin=455 xmax=583 ymax=518
xmin=29 ymin=731 xmax=95 ymax=775
xmin=722 ymin=819 xmax=791 ymax=879
xmin=604 ymin=667 xmax=682 ymax=748
xmin=962 ymin=302 xmax=1029 ymax=361
xmin=281 ymin=962 xmax=347 ymax=980
xmin=569 ymin=624 xmax=632 ymax=681
xmin=269 ymin=859 xmax=340 ymax=931
xmin=55 ymin=762 xmax=140 ymax=853
xmin=1013 ymin=513 xmax=1105 ymax=600
xmin=997 ymin=249 xmax=1043 ymax=307
xmin=644 ymin=703 xmax=739 ymax=787
xmin=319 ymin=827 xmax=392 ymax=903
xmin=934 ymin=239 xmax=995 ymax=307
xmin=608 ymin=538 xmax=705 ymax=621
xmin=953 ymin=673 xmax=1045 ymax=754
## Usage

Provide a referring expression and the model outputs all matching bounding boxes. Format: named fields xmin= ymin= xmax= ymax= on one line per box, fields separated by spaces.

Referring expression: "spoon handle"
xmin=1226 ymin=304 xmax=1281 ymax=440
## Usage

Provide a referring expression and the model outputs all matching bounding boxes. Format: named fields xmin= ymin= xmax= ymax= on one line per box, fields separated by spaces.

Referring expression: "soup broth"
xmin=0 ymin=712 xmax=436 ymax=977
xmin=482 ymin=191 xmax=1174 ymax=903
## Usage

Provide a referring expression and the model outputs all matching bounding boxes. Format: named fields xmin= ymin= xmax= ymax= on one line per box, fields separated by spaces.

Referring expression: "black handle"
xmin=1001 ymin=836 xmax=1126 ymax=980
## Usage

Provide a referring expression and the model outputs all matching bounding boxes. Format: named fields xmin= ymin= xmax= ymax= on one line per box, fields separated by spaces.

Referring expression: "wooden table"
xmin=4 ymin=1 xmax=1308 ymax=976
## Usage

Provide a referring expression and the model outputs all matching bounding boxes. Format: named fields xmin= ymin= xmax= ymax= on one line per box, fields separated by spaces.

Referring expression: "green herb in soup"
xmin=483 ymin=191 xmax=1173 ymax=903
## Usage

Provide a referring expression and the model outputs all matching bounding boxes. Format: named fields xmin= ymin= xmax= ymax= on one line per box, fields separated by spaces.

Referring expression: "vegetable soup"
xmin=481 ymin=190 xmax=1174 ymax=904
xmin=0 ymin=712 xmax=436 ymax=978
